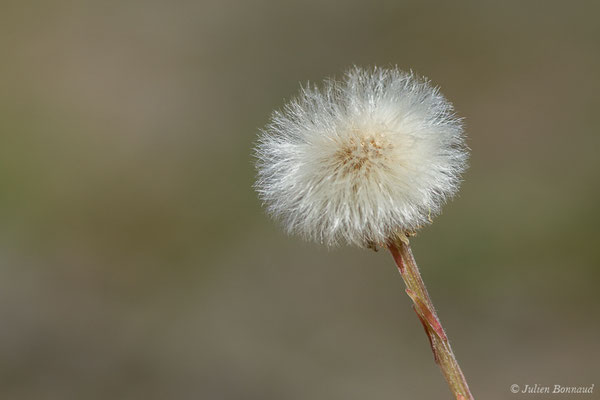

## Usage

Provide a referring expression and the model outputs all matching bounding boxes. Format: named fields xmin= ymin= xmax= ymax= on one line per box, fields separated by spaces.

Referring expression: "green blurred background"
xmin=1 ymin=1 xmax=599 ymax=399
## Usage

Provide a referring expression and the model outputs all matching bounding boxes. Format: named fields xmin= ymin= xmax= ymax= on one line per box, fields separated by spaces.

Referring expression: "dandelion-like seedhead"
xmin=255 ymin=66 xmax=468 ymax=247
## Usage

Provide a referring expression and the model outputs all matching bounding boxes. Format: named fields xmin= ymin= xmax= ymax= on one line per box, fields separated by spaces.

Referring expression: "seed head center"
xmin=336 ymin=133 xmax=393 ymax=173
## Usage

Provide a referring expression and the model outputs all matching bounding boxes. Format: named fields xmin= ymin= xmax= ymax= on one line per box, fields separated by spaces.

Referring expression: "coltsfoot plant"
xmin=254 ymin=66 xmax=473 ymax=400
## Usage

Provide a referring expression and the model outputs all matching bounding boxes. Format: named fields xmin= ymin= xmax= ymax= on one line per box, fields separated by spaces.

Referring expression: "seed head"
xmin=254 ymin=66 xmax=468 ymax=247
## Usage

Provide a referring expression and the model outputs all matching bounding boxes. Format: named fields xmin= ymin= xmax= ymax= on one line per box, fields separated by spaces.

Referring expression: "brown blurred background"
xmin=1 ymin=0 xmax=599 ymax=399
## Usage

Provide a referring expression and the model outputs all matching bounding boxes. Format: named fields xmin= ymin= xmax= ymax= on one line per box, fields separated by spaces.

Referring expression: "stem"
xmin=388 ymin=235 xmax=474 ymax=400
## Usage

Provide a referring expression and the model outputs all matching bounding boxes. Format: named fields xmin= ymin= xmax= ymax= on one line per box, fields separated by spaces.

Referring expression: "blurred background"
xmin=1 ymin=0 xmax=599 ymax=399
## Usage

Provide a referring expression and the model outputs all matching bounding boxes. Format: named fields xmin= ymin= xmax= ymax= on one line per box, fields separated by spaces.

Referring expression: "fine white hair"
xmin=254 ymin=66 xmax=468 ymax=247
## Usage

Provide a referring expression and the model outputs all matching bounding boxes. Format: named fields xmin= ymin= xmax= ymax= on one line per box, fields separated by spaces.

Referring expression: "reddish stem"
xmin=388 ymin=238 xmax=474 ymax=400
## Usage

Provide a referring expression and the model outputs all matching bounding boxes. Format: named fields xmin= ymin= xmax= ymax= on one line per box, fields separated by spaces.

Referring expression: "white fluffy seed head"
xmin=254 ymin=66 xmax=468 ymax=247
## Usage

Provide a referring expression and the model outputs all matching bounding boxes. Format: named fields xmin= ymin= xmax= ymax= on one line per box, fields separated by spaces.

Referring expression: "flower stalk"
xmin=388 ymin=233 xmax=474 ymax=400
